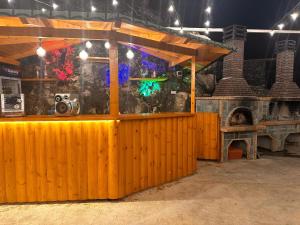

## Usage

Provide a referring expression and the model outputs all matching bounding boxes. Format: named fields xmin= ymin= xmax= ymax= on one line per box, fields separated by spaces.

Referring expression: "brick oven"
xmin=197 ymin=25 xmax=300 ymax=161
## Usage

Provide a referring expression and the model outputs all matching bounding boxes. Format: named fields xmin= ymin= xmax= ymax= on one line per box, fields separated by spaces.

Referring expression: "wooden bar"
xmin=0 ymin=113 xmax=197 ymax=203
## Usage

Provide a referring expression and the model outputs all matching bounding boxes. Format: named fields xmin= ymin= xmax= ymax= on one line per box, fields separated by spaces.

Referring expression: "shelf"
xmin=129 ymin=77 xmax=168 ymax=82
xmin=76 ymin=56 xmax=109 ymax=63
xmin=21 ymin=78 xmax=57 ymax=82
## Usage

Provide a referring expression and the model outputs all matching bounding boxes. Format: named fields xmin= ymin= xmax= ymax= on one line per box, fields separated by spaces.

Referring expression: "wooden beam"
xmin=109 ymin=41 xmax=119 ymax=117
xmin=115 ymin=32 xmax=198 ymax=56
xmin=169 ymin=56 xmax=192 ymax=67
xmin=0 ymin=56 xmax=20 ymax=66
xmin=8 ymin=40 xmax=80 ymax=59
xmin=191 ymin=56 xmax=196 ymax=114
xmin=0 ymin=27 xmax=111 ymax=40
xmin=0 ymin=37 xmax=39 ymax=45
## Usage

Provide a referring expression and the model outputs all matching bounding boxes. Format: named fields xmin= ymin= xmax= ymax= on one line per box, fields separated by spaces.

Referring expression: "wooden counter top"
xmin=0 ymin=112 xmax=194 ymax=122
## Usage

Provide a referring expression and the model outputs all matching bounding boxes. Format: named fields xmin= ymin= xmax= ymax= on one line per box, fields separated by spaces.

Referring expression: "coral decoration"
xmin=46 ymin=46 xmax=78 ymax=81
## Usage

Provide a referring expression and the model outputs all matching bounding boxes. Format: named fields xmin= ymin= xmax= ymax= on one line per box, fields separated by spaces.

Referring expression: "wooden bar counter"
xmin=0 ymin=113 xmax=197 ymax=203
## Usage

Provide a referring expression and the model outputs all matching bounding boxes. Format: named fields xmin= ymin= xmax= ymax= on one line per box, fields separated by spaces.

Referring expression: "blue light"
xmin=106 ymin=63 xmax=130 ymax=86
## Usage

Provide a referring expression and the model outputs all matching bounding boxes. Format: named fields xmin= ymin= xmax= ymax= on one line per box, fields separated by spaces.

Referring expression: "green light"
xmin=139 ymin=81 xmax=161 ymax=97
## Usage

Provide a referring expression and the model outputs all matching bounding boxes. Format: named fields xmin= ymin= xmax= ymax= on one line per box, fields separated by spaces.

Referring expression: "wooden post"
xmin=191 ymin=56 xmax=196 ymax=113
xmin=109 ymin=41 xmax=119 ymax=117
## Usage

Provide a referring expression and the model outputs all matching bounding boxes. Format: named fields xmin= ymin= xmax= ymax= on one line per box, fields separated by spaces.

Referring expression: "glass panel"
xmin=118 ymin=45 xmax=191 ymax=114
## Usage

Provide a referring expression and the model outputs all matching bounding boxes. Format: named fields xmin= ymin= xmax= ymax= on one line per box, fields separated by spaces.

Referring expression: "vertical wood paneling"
xmin=117 ymin=116 xmax=197 ymax=198
xmin=195 ymin=113 xmax=220 ymax=161
xmin=0 ymin=116 xmax=197 ymax=203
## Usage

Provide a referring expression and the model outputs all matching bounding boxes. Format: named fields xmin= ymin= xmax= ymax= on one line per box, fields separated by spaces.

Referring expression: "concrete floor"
xmin=1 ymin=156 xmax=300 ymax=225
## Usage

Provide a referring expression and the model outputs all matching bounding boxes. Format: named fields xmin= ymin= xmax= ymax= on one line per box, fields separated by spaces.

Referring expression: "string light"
xmin=52 ymin=3 xmax=58 ymax=10
xmin=112 ymin=0 xmax=118 ymax=6
xmin=174 ymin=19 xmax=180 ymax=26
xmin=204 ymin=20 xmax=210 ymax=27
xmin=85 ymin=41 xmax=93 ymax=49
xmin=104 ymin=41 xmax=111 ymax=49
xmin=205 ymin=6 xmax=212 ymax=14
xmin=79 ymin=50 xmax=89 ymax=60
xmin=168 ymin=5 xmax=175 ymax=13
xmin=270 ymin=30 xmax=275 ymax=36
xmin=126 ymin=49 xmax=134 ymax=59
xmin=91 ymin=5 xmax=97 ymax=12
xmin=180 ymin=27 xmax=184 ymax=34
xmin=205 ymin=28 xmax=210 ymax=35
xmin=291 ymin=12 xmax=299 ymax=21
xmin=278 ymin=23 xmax=285 ymax=30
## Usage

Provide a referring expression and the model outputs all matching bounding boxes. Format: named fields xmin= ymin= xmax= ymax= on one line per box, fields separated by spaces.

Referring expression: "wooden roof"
xmin=0 ymin=16 xmax=231 ymax=67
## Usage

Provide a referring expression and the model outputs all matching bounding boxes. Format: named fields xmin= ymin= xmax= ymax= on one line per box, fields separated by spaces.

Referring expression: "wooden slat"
xmin=191 ymin=56 xmax=196 ymax=113
xmin=195 ymin=113 xmax=220 ymax=161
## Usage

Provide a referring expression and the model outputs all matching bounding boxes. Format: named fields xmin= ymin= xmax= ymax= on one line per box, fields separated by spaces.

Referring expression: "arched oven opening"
xmin=228 ymin=107 xmax=254 ymax=126
xmin=228 ymin=140 xmax=249 ymax=160
xmin=285 ymin=133 xmax=300 ymax=156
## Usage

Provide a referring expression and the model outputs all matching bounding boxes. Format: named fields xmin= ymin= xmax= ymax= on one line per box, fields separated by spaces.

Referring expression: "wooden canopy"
xmin=0 ymin=16 xmax=231 ymax=67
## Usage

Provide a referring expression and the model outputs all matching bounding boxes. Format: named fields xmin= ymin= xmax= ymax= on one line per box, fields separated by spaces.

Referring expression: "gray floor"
xmin=1 ymin=156 xmax=300 ymax=225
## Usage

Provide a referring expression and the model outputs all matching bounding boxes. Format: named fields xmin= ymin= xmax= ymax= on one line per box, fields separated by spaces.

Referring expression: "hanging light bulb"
xmin=79 ymin=50 xmax=89 ymax=60
xmin=168 ymin=5 xmax=174 ymax=13
xmin=174 ymin=19 xmax=180 ymax=26
xmin=91 ymin=5 xmax=97 ymax=12
xmin=104 ymin=41 xmax=111 ymax=49
xmin=204 ymin=20 xmax=210 ymax=27
xmin=205 ymin=6 xmax=212 ymax=14
xmin=126 ymin=49 xmax=134 ymax=60
xmin=36 ymin=41 xmax=46 ymax=58
xmin=180 ymin=27 xmax=184 ymax=34
xmin=205 ymin=28 xmax=210 ymax=35
xmin=112 ymin=0 xmax=118 ymax=6
xmin=270 ymin=30 xmax=275 ymax=37
xmin=85 ymin=41 xmax=93 ymax=49
xmin=277 ymin=23 xmax=285 ymax=30
xmin=7 ymin=0 xmax=13 ymax=3
xmin=291 ymin=12 xmax=299 ymax=21
xmin=41 ymin=8 xmax=47 ymax=13
xmin=52 ymin=3 xmax=58 ymax=10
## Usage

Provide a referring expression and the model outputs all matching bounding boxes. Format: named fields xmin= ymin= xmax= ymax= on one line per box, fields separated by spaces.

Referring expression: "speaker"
xmin=55 ymin=94 xmax=80 ymax=116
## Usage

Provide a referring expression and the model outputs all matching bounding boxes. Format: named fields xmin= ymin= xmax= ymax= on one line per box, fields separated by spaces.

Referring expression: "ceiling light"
xmin=205 ymin=6 xmax=212 ymax=14
xmin=85 ymin=41 xmax=93 ymax=49
xmin=41 ymin=8 xmax=47 ymax=13
xmin=104 ymin=41 xmax=111 ymax=49
xmin=278 ymin=23 xmax=284 ymax=30
xmin=174 ymin=19 xmax=180 ymax=26
xmin=126 ymin=49 xmax=134 ymax=59
xmin=291 ymin=12 xmax=299 ymax=21
xmin=7 ymin=0 xmax=13 ymax=3
xmin=270 ymin=30 xmax=275 ymax=36
xmin=180 ymin=27 xmax=184 ymax=34
xmin=112 ymin=0 xmax=118 ymax=6
xmin=79 ymin=50 xmax=89 ymax=60
xmin=204 ymin=20 xmax=210 ymax=27
xmin=205 ymin=28 xmax=210 ymax=35
xmin=52 ymin=3 xmax=58 ymax=10
xmin=168 ymin=5 xmax=174 ymax=13
xmin=91 ymin=5 xmax=97 ymax=12
xmin=36 ymin=46 xmax=46 ymax=57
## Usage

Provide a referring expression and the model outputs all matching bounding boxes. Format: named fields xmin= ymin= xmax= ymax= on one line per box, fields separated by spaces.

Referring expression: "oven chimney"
xmin=269 ymin=40 xmax=300 ymax=98
xmin=214 ymin=25 xmax=255 ymax=97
